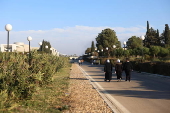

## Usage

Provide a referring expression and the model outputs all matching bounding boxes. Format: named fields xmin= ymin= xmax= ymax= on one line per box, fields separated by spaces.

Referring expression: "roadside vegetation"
xmin=0 ymin=51 xmax=71 ymax=112
xmin=84 ymin=21 xmax=170 ymax=76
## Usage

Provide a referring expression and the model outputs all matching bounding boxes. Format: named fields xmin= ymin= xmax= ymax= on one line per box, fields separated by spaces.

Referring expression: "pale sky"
xmin=0 ymin=0 xmax=170 ymax=55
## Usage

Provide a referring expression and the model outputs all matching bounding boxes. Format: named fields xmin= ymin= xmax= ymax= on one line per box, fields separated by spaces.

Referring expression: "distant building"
xmin=0 ymin=42 xmax=34 ymax=52
xmin=0 ymin=42 xmax=59 ymax=56
xmin=50 ymin=47 xmax=59 ymax=56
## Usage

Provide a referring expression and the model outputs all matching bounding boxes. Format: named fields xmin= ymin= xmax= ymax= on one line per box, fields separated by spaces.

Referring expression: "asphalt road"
xmin=78 ymin=61 xmax=170 ymax=113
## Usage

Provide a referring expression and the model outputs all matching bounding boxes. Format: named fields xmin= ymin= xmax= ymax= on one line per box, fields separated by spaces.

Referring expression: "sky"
xmin=0 ymin=0 xmax=170 ymax=56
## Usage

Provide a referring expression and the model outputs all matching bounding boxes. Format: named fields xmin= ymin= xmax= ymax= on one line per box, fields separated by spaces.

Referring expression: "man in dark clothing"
xmin=104 ymin=59 xmax=113 ymax=82
xmin=123 ymin=58 xmax=133 ymax=82
xmin=115 ymin=59 xmax=123 ymax=82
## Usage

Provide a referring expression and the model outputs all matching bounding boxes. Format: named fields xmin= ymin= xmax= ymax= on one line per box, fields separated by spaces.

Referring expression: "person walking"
xmin=81 ymin=59 xmax=84 ymax=65
xmin=104 ymin=59 xmax=113 ymax=82
xmin=78 ymin=59 xmax=81 ymax=66
xmin=123 ymin=58 xmax=133 ymax=82
xmin=115 ymin=59 xmax=123 ymax=82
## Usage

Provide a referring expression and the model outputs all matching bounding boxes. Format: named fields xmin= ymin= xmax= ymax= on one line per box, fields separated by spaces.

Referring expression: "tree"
xmin=149 ymin=46 xmax=160 ymax=58
xmin=39 ymin=40 xmax=52 ymax=53
xmin=159 ymin=47 xmax=169 ymax=57
xmin=91 ymin=41 xmax=95 ymax=53
xmin=160 ymin=31 xmax=166 ymax=47
xmin=144 ymin=21 xmax=159 ymax=47
xmin=143 ymin=47 xmax=150 ymax=55
xmin=144 ymin=27 xmax=158 ymax=47
xmin=123 ymin=50 xmax=130 ymax=57
xmin=96 ymin=28 xmax=119 ymax=49
xmin=147 ymin=21 xmax=149 ymax=33
xmin=85 ymin=48 xmax=91 ymax=54
xmin=164 ymin=24 xmax=170 ymax=48
xmin=133 ymin=48 xmax=141 ymax=57
xmin=126 ymin=36 xmax=142 ymax=49
xmin=96 ymin=28 xmax=120 ymax=57
xmin=115 ymin=48 xmax=124 ymax=57
xmin=128 ymin=49 xmax=135 ymax=56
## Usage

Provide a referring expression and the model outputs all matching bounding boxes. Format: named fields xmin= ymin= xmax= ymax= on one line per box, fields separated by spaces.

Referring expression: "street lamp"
xmin=140 ymin=35 xmax=145 ymax=60
xmin=50 ymin=48 xmax=52 ymax=54
xmin=27 ymin=36 xmax=32 ymax=65
xmin=97 ymin=50 xmax=100 ymax=57
xmin=106 ymin=47 xmax=109 ymax=57
xmin=39 ymin=42 xmax=42 ymax=51
xmin=45 ymin=45 xmax=48 ymax=49
xmin=101 ymin=49 xmax=103 ymax=57
xmin=123 ymin=41 xmax=126 ymax=50
xmin=5 ymin=24 xmax=12 ymax=52
xmin=113 ymin=45 xmax=116 ymax=57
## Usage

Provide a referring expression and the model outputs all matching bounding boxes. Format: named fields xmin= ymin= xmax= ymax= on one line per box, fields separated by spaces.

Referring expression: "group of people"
xmin=104 ymin=58 xmax=133 ymax=82
xmin=78 ymin=59 xmax=84 ymax=66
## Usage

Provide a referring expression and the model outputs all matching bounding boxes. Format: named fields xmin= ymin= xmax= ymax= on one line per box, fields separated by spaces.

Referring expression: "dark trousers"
xmin=116 ymin=71 xmax=122 ymax=79
xmin=125 ymin=70 xmax=131 ymax=81
xmin=105 ymin=72 xmax=112 ymax=80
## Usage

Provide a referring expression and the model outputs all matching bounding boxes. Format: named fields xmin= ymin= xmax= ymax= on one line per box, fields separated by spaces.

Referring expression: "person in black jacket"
xmin=115 ymin=59 xmax=123 ymax=82
xmin=123 ymin=58 xmax=133 ymax=82
xmin=104 ymin=59 xmax=113 ymax=82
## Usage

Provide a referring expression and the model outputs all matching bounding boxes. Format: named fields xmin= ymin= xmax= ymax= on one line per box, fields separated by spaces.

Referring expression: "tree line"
xmin=85 ymin=21 xmax=170 ymax=59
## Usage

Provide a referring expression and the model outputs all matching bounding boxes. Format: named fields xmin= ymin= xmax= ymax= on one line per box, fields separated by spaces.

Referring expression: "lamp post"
xmin=45 ymin=45 xmax=48 ymax=53
xmin=123 ymin=41 xmax=126 ymax=50
xmin=101 ymin=49 xmax=103 ymax=57
xmin=39 ymin=42 xmax=42 ymax=51
xmin=113 ymin=45 xmax=116 ymax=57
xmin=27 ymin=36 xmax=32 ymax=65
xmin=140 ymin=35 xmax=145 ymax=60
xmin=45 ymin=45 xmax=48 ymax=49
xmin=50 ymin=48 xmax=52 ymax=54
xmin=106 ymin=47 xmax=109 ymax=57
xmin=97 ymin=50 xmax=99 ymax=57
xmin=5 ymin=24 xmax=12 ymax=52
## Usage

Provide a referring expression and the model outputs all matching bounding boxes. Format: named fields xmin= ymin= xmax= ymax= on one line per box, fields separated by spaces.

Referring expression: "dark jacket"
xmin=104 ymin=62 xmax=113 ymax=73
xmin=104 ymin=62 xmax=113 ymax=80
xmin=123 ymin=62 xmax=133 ymax=71
xmin=115 ymin=63 xmax=123 ymax=73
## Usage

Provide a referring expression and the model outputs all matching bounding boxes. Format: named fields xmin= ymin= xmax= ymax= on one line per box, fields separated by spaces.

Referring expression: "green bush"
xmin=131 ymin=61 xmax=170 ymax=76
xmin=0 ymin=52 xmax=70 ymax=111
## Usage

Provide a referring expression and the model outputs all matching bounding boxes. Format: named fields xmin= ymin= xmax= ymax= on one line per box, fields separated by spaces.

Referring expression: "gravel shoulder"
xmin=66 ymin=63 xmax=113 ymax=113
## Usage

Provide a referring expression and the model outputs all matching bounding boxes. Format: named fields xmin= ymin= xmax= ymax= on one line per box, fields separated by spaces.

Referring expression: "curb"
xmin=77 ymin=64 xmax=130 ymax=113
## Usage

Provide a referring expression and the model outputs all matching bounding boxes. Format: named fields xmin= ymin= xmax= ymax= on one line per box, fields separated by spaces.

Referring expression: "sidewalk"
xmin=66 ymin=63 xmax=113 ymax=113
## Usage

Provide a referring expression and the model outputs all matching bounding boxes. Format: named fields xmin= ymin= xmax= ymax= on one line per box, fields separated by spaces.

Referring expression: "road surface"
xmin=79 ymin=61 xmax=170 ymax=113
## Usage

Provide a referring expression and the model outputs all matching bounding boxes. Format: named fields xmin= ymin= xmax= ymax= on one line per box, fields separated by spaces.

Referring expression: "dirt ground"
xmin=65 ymin=63 xmax=113 ymax=113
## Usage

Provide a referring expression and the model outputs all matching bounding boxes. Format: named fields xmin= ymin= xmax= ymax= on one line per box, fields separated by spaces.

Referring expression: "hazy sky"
xmin=0 ymin=0 xmax=170 ymax=55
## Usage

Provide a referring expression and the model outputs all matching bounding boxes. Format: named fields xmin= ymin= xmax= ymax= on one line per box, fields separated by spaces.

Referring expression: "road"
xmin=78 ymin=61 xmax=170 ymax=113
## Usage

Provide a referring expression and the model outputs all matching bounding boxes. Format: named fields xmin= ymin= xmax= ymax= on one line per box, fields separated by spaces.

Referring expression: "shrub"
xmin=0 ymin=52 xmax=70 ymax=111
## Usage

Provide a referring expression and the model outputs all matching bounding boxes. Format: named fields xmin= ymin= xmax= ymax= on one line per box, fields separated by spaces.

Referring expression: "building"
xmin=0 ymin=42 xmax=59 ymax=56
xmin=50 ymin=47 xmax=59 ymax=56
xmin=0 ymin=42 xmax=39 ymax=53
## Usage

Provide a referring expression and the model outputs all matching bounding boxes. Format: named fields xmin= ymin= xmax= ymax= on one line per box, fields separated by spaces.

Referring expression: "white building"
xmin=0 ymin=42 xmax=33 ymax=52
xmin=50 ymin=47 xmax=59 ymax=56
xmin=0 ymin=42 xmax=59 ymax=56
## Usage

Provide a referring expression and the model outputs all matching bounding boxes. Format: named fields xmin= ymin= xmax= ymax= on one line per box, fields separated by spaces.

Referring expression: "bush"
xmin=0 ymin=52 xmax=70 ymax=111
xmin=131 ymin=60 xmax=170 ymax=76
